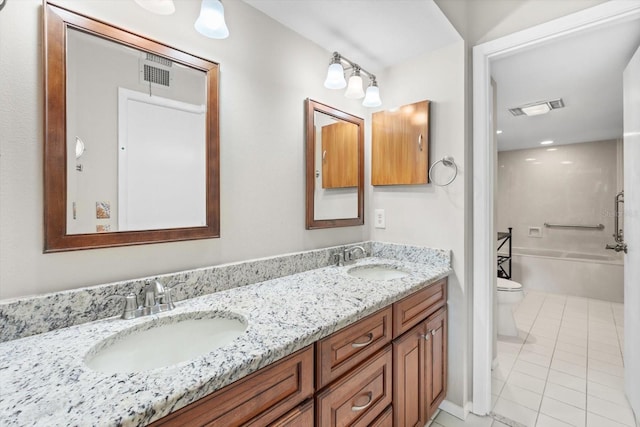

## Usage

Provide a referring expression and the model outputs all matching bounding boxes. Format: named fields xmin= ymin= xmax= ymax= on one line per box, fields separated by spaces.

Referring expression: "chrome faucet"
xmin=109 ymin=279 xmax=180 ymax=319
xmin=335 ymin=245 xmax=367 ymax=266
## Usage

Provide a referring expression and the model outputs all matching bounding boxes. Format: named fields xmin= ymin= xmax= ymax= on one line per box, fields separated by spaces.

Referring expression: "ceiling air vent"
xmin=143 ymin=64 xmax=171 ymax=87
xmin=146 ymin=52 xmax=173 ymax=68
xmin=509 ymin=98 xmax=565 ymax=117
xmin=139 ymin=53 xmax=172 ymax=88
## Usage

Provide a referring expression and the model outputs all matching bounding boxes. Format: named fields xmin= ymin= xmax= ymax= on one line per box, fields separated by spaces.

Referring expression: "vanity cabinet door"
xmin=426 ymin=308 xmax=448 ymax=419
xmin=149 ymin=346 xmax=313 ymax=427
xmin=393 ymin=321 xmax=428 ymax=427
xmin=372 ymin=100 xmax=430 ymax=185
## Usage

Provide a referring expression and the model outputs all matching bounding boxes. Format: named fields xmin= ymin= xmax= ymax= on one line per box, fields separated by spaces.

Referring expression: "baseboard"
xmin=438 ymin=399 xmax=471 ymax=420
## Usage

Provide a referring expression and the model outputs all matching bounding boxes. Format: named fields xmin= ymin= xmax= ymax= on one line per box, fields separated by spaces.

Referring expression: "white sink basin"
xmin=347 ymin=264 xmax=410 ymax=280
xmin=85 ymin=312 xmax=247 ymax=374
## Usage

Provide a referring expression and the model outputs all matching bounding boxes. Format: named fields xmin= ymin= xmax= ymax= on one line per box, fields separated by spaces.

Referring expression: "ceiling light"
xmin=509 ymin=98 xmax=565 ymax=117
xmin=133 ymin=0 xmax=175 ymax=15
xmin=344 ymin=68 xmax=365 ymax=99
xmin=362 ymin=79 xmax=382 ymax=107
xmin=540 ymin=140 xmax=554 ymax=145
xmin=195 ymin=0 xmax=229 ymax=39
xmin=323 ymin=52 xmax=381 ymax=107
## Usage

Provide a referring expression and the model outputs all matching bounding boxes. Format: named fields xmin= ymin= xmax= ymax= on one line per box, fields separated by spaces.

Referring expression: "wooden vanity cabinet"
xmin=392 ymin=278 xmax=448 ymax=425
xmin=148 ymin=278 xmax=447 ymax=427
xmin=371 ymin=100 xmax=430 ymax=186
xmin=149 ymin=346 xmax=313 ymax=427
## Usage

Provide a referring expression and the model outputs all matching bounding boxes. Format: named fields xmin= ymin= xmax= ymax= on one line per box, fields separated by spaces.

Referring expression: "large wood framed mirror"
xmin=305 ymin=99 xmax=364 ymax=229
xmin=44 ymin=3 xmax=220 ymax=252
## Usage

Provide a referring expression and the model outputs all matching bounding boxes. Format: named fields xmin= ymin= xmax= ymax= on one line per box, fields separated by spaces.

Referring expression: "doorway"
xmin=472 ymin=0 xmax=640 ymax=419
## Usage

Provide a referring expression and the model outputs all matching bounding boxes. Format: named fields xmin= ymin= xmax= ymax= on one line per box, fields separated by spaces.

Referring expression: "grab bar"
xmin=544 ymin=223 xmax=604 ymax=230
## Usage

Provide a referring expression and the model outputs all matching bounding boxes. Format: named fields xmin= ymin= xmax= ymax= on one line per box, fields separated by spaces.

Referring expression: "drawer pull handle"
xmin=418 ymin=134 xmax=423 ymax=151
xmin=423 ymin=333 xmax=430 ymax=341
xmin=351 ymin=392 xmax=373 ymax=411
xmin=432 ymin=329 xmax=437 ymax=336
xmin=351 ymin=333 xmax=374 ymax=348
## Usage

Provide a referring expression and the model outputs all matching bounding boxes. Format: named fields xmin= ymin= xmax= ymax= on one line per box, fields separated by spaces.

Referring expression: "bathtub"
xmin=506 ymin=247 xmax=624 ymax=303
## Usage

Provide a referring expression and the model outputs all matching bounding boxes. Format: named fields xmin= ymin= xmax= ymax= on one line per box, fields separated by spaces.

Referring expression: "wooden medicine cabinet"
xmin=372 ymin=100 xmax=430 ymax=185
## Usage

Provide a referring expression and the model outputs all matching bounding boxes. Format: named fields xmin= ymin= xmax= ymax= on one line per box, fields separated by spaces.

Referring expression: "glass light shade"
xmin=344 ymin=74 xmax=364 ymax=99
xmin=194 ymin=0 xmax=229 ymax=39
xmin=324 ymin=63 xmax=346 ymax=89
xmin=133 ymin=0 xmax=175 ymax=15
xmin=521 ymin=103 xmax=551 ymax=116
xmin=362 ymin=85 xmax=382 ymax=107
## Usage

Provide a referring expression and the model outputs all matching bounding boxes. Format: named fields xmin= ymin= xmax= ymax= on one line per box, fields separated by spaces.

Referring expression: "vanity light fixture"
xmin=133 ymin=0 xmax=175 ymax=15
xmin=195 ymin=0 xmax=229 ymax=39
xmin=324 ymin=52 xmax=382 ymax=107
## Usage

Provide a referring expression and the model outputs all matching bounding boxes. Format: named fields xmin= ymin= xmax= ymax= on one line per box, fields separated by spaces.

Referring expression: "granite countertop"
xmin=0 ymin=256 xmax=451 ymax=426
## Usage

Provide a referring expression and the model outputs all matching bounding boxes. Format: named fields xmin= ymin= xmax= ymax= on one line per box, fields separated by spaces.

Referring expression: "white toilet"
xmin=497 ymin=278 xmax=524 ymax=336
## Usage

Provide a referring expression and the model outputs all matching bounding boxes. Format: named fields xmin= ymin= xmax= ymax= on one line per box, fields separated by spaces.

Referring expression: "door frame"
xmin=471 ymin=1 xmax=640 ymax=415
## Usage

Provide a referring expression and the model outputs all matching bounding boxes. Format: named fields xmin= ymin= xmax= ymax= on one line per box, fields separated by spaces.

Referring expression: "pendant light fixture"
xmin=133 ymin=0 xmax=175 ymax=15
xmin=195 ymin=0 xmax=229 ymax=39
xmin=323 ymin=52 xmax=381 ymax=107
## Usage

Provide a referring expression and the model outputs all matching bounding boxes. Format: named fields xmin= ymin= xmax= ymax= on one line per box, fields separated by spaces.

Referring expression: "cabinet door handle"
xmin=418 ymin=134 xmax=423 ymax=151
xmin=322 ymin=150 xmax=327 ymax=160
xmin=351 ymin=333 xmax=374 ymax=348
xmin=351 ymin=391 xmax=373 ymax=411
xmin=423 ymin=333 xmax=430 ymax=341
xmin=432 ymin=329 xmax=437 ymax=336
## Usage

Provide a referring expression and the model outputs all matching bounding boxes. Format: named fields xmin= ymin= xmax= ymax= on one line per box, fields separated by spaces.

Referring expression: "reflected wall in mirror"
xmin=44 ymin=3 xmax=220 ymax=251
xmin=305 ymin=99 xmax=364 ymax=229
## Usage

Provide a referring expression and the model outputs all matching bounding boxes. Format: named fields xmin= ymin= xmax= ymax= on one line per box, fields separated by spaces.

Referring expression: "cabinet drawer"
xmin=316 ymin=346 xmax=393 ymax=427
xmin=150 ymin=346 xmax=314 ymax=427
xmin=393 ymin=279 xmax=446 ymax=338
xmin=316 ymin=307 xmax=393 ymax=389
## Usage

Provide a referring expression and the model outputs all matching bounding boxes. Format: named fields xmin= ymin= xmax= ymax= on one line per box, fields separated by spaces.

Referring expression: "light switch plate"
xmin=374 ymin=209 xmax=386 ymax=229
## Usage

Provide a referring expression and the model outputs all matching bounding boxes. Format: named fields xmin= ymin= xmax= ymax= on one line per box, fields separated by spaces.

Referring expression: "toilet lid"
xmin=497 ymin=278 xmax=522 ymax=291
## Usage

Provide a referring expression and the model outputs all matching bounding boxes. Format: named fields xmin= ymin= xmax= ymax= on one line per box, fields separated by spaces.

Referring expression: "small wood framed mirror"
xmin=305 ymin=99 xmax=364 ymax=229
xmin=44 ymin=3 xmax=220 ymax=251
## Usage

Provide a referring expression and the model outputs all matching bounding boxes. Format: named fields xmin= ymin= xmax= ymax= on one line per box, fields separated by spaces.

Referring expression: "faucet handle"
xmin=106 ymin=293 xmax=139 ymax=319
xmin=161 ymin=281 xmax=185 ymax=308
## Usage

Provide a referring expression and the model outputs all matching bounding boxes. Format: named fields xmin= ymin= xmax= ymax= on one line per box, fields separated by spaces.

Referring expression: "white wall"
xmin=497 ymin=140 xmax=619 ymax=254
xmin=369 ymin=40 xmax=469 ymax=412
xmin=0 ymin=0 xmax=370 ymax=299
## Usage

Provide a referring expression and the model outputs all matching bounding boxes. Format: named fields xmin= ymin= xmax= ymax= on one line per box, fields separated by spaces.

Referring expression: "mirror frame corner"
xmin=43 ymin=3 xmax=220 ymax=252
xmin=305 ymin=98 xmax=364 ymax=230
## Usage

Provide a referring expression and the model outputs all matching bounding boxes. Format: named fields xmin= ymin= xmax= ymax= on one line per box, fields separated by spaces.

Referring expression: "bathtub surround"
xmin=0 ymin=241 xmax=450 ymax=343
xmin=0 ymin=251 xmax=451 ymax=426
xmin=497 ymin=139 xmax=619 ymax=255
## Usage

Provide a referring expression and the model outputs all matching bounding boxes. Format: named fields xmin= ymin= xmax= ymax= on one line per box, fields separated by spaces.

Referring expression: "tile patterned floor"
xmin=430 ymin=291 xmax=636 ymax=427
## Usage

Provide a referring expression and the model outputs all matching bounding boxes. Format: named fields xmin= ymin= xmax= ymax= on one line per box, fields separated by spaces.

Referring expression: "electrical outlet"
xmin=374 ymin=209 xmax=386 ymax=229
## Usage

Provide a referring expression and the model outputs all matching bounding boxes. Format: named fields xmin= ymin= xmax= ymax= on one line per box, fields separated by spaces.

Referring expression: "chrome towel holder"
xmin=428 ymin=156 xmax=458 ymax=186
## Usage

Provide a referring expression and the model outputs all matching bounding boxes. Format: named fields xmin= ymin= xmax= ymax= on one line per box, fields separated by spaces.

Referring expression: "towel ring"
xmin=428 ymin=156 xmax=458 ymax=186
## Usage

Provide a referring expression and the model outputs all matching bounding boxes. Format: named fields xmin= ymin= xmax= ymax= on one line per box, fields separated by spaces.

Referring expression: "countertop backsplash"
xmin=0 ymin=241 xmax=450 ymax=343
